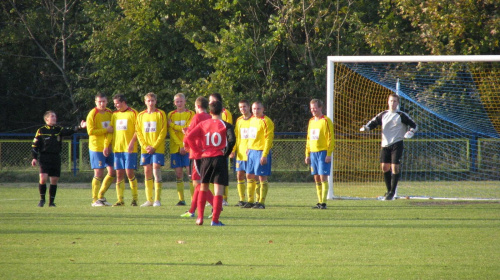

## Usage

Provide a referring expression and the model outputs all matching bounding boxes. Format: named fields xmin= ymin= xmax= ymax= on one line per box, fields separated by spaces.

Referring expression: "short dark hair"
xmin=239 ymin=99 xmax=250 ymax=106
xmin=210 ymin=93 xmax=223 ymax=103
xmin=195 ymin=96 xmax=209 ymax=110
xmin=388 ymin=93 xmax=400 ymax=102
xmin=95 ymin=93 xmax=107 ymax=100
xmin=113 ymin=94 xmax=126 ymax=103
xmin=209 ymin=100 xmax=223 ymax=115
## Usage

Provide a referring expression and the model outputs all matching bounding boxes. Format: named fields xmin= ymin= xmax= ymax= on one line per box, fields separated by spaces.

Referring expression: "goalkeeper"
xmin=359 ymin=94 xmax=418 ymax=200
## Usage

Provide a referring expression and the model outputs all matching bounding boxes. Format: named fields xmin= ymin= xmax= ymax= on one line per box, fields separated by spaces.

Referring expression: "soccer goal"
xmin=326 ymin=55 xmax=500 ymax=200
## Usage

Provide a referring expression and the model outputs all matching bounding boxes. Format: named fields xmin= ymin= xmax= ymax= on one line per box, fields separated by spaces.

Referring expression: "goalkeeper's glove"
xmin=404 ymin=130 xmax=415 ymax=139
xmin=359 ymin=125 xmax=368 ymax=132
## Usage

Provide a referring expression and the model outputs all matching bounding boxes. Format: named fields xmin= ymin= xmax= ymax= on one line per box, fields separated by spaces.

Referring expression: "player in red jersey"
xmin=184 ymin=101 xmax=236 ymax=226
xmin=208 ymin=93 xmax=233 ymax=206
xmin=181 ymin=96 xmax=214 ymax=218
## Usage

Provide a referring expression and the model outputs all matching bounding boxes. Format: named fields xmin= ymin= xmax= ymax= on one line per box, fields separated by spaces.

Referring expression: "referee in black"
xmin=31 ymin=111 xmax=84 ymax=207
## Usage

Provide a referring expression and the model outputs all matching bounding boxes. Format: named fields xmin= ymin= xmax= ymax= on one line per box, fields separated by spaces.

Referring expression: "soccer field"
xmin=0 ymin=182 xmax=499 ymax=279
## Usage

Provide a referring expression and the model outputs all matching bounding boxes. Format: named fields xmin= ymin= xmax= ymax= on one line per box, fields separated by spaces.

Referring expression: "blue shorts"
xmin=235 ymin=160 xmax=247 ymax=172
xmin=170 ymin=152 xmax=190 ymax=169
xmin=89 ymin=151 xmax=114 ymax=169
xmin=141 ymin=153 xmax=165 ymax=166
xmin=246 ymin=150 xmax=272 ymax=176
xmin=114 ymin=152 xmax=138 ymax=170
xmin=310 ymin=151 xmax=331 ymax=176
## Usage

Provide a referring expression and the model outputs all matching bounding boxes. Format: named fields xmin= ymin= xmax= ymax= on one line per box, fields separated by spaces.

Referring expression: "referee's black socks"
xmin=49 ymin=184 xmax=58 ymax=204
xmin=39 ymin=184 xmax=47 ymax=201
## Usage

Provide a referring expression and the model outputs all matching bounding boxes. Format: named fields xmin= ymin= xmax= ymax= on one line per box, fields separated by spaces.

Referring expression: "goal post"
xmin=326 ymin=55 xmax=500 ymax=200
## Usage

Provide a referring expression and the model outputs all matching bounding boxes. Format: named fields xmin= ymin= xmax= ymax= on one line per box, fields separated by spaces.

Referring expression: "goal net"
xmin=326 ymin=56 xmax=500 ymax=200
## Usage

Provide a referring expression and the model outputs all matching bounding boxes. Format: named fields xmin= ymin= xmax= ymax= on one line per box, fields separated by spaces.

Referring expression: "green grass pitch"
xmin=0 ymin=182 xmax=499 ymax=279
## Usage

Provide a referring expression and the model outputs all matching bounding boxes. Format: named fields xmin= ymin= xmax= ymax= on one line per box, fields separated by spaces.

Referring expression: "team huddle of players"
xmin=34 ymin=92 xmax=417 ymax=226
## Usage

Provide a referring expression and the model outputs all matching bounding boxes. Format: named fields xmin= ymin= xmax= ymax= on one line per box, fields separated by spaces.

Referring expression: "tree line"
xmin=1 ymin=0 xmax=498 ymax=133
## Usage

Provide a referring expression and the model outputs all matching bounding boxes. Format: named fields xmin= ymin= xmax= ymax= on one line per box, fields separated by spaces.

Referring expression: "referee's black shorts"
xmin=39 ymin=153 xmax=62 ymax=177
xmin=380 ymin=141 xmax=404 ymax=165
xmin=200 ymin=156 xmax=228 ymax=186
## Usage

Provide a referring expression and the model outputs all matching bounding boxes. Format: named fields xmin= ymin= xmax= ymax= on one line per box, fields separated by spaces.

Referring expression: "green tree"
xmin=80 ymin=0 xmax=215 ymax=111
xmin=0 ymin=0 xmax=94 ymax=131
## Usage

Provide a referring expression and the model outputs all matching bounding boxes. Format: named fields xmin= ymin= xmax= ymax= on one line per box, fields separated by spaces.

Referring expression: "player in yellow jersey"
xmin=305 ymin=99 xmax=334 ymax=209
xmin=81 ymin=93 xmax=116 ymax=207
xmin=168 ymin=93 xmax=195 ymax=206
xmin=136 ymin=92 xmax=168 ymax=207
xmin=241 ymin=101 xmax=274 ymax=209
xmin=230 ymin=100 xmax=252 ymax=206
xmin=104 ymin=94 xmax=139 ymax=207
xmin=209 ymin=93 xmax=233 ymax=206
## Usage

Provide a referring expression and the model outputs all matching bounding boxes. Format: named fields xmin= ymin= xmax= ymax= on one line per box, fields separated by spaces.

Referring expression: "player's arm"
xmin=223 ymin=110 xmax=233 ymax=125
xmin=135 ymin=115 xmax=147 ymax=149
xmin=86 ymin=112 xmax=106 ymax=136
xmin=103 ymin=115 xmax=115 ymax=153
xmin=262 ymin=118 xmax=274 ymax=158
xmin=360 ymin=112 xmax=383 ymax=131
xmin=128 ymin=133 xmax=137 ymax=153
xmin=31 ymin=129 xmax=42 ymax=165
xmin=231 ymin=120 xmax=240 ymax=156
xmin=169 ymin=111 xmax=194 ymax=132
xmin=184 ymin=125 xmax=202 ymax=155
xmin=223 ymin=123 xmax=236 ymax=158
xmin=152 ymin=111 xmax=168 ymax=151
xmin=305 ymin=121 xmax=311 ymax=164
xmin=168 ymin=123 xmax=184 ymax=149
xmin=59 ymin=123 xmax=82 ymax=137
xmin=401 ymin=112 xmax=418 ymax=138
xmin=326 ymin=117 xmax=335 ymax=157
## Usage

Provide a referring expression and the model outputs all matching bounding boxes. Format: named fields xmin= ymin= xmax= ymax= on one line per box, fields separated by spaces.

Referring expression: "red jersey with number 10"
xmin=184 ymin=119 xmax=229 ymax=158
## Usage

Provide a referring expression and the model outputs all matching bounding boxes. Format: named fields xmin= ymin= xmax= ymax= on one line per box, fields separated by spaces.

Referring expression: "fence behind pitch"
xmin=0 ymin=133 xmax=309 ymax=176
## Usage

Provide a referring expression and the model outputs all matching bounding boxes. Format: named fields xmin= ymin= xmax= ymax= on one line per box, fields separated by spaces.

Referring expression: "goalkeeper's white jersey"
xmin=365 ymin=110 xmax=417 ymax=147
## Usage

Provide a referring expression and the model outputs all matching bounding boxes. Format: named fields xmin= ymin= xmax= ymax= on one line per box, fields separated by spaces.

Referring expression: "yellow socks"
xmin=176 ymin=179 xmax=185 ymax=201
xmin=91 ymin=177 xmax=102 ymax=203
xmin=259 ymin=181 xmax=269 ymax=204
xmin=98 ymin=175 xmax=114 ymax=199
xmin=321 ymin=181 xmax=328 ymax=204
xmin=117 ymin=180 xmax=125 ymax=203
xmin=154 ymin=182 xmax=162 ymax=202
xmin=189 ymin=181 xmax=194 ymax=198
xmin=315 ymin=182 xmax=322 ymax=203
xmin=223 ymin=185 xmax=229 ymax=201
xmin=246 ymin=179 xmax=256 ymax=203
xmin=237 ymin=180 xmax=246 ymax=202
xmin=129 ymin=177 xmax=138 ymax=201
xmin=255 ymin=183 xmax=261 ymax=202
xmin=145 ymin=178 xmax=154 ymax=202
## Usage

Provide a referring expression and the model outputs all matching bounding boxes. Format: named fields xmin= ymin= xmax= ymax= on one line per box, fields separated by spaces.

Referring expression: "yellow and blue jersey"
xmin=167 ymin=109 xmax=195 ymax=154
xmin=105 ymin=107 xmax=138 ymax=153
xmin=305 ymin=115 xmax=334 ymax=156
xmin=247 ymin=115 xmax=274 ymax=157
xmin=234 ymin=115 xmax=252 ymax=161
xmin=86 ymin=107 xmax=113 ymax=152
xmin=136 ymin=109 xmax=168 ymax=154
